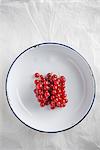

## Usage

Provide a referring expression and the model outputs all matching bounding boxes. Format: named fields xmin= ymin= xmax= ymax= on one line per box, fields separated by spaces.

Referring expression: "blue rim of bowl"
xmin=5 ymin=42 xmax=96 ymax=133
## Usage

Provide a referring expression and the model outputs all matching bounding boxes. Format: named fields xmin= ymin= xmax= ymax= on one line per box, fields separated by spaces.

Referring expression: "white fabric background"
xmin=0 ymin=0 xmax=100 ymax=150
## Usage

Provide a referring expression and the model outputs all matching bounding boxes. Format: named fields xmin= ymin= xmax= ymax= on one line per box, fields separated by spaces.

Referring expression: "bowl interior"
xmin=6 ymin=43 xmax=95 ymax=132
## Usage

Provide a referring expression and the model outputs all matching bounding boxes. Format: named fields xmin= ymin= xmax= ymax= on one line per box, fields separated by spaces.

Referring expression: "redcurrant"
xmin=34 ymin=79 xmax=39 ymax=85
xmin=35 ymin=73 xmax=40 ymax=78
xmin=36 ymin=83 xmax=42 ymax=89
xmin=40 ymin=102 xmax=45 ymax=107
xmin=52 ymin=90 xmax=57 ymax=95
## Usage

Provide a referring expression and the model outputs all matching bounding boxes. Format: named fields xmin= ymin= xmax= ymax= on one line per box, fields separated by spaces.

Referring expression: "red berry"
xmin=56 ymin=101 xmax=61 ymax=107
xmin=50 ymin=101 xmax=55 ymax=105
xmin=61 ymin=82 xmax=65 ymax=87
xmin=45 ymin=101 xmax=50 ymax=105
xmin=40 ymin=102 xmax=45 ymax=107
xmin=36 ymin=83 xmax=42 ymax=89
xmin=62 ymin=94 xmax=67 ymax=99
xmin=37 ymin=98 xmax=41 ymax=102
xmin=35 ymin=73 xmax=40 ymax=78
xmin=57 ymin=88 xmax=62 ymax=94
xmin=40 ymin=95 xmax=43 ymax=99
xmin=40 ymin=75 xmax=44 ymax=80
xmin=44 ymin=91 xmax=50 ymax=98
xmin=54 ymin=80 xmax=59 ymax=85
xmin=47 ymin=73 xmax=52 ymax=77
xmin=52 ymin=90 xmax=57 ymax=95
xmin=57 ymin=78 xmax=60 ymax=83
xmin=53 ymin=74 xmax=57 ymax=78
xmin=51 ymin=95 xmax=55 ymax=100
xmin=53 ymin=85 xmax=58 ymax=90
xmin=50 ymin=106 xmax=55 ymax=109
xmin=60 ymin=76 xmax=66 ymax=82
xmin=38 ymin=89 xmax=43 ymax=94
xmin=58 ymin=97 xmax=62 ymax=101
xmin=52 ymin=75 xmax=57 ymax=81
xmin=34 ymin=79 xmax=39 ymax=85
xmin=60 ymin=103 xmax=64 ymax=107
xmin=43 ymin=80 xmax=48 ymax=85
xmin=57 ymin=84 xmax=61 ymax=88
xmin=49 ymin=78 xmax=53 ymax=83
xmin=44 ymin=85 xmax=49 ymax=90
xmin=34 ymin=89 xmax=37 ymax=94
xmin=54 ymin=97 xmax=59 ymax=103
xmin=38 ymin=94 xmax=43 ymax=100
xmin=41 ymin=77 xmax=45 ymax=82
xmin=50 ymin=84 xmax=53 ymax=89
xmin=56 ymin=93 xmax=61 ymax=98
xmin=40 ymin=98 xmax=46 ymax=103
xmin=61 ymin=88 xmax=66 ymax=93
xmin=62 ymin=99 xmax=66 ymax=104
xmin=62 ymin=103 xmax=66 ymax=107
xmin=50 ymin=101 xmax=56 ymax=109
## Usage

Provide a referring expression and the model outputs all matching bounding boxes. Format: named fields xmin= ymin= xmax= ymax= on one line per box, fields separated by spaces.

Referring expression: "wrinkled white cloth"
xmin=0 ymin=0 xmax=100 ymax=150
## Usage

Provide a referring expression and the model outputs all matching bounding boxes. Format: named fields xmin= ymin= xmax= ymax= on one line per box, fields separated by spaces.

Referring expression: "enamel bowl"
xmin=6 ymin=43 xmax=95 ymax=133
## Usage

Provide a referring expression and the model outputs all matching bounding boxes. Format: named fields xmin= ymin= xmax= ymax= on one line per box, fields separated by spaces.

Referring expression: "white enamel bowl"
xmin=6 ymin=43 xmax=95 ymax=133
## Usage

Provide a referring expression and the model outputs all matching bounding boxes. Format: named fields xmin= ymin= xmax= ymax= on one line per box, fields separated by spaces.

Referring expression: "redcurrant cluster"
xmin=34 ymin=73 xmax=68 ymax=109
